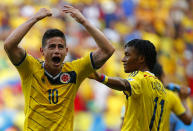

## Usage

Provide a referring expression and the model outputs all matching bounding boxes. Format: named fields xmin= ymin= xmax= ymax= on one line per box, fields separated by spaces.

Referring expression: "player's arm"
xmin=178 ymin=86 xmax=192 ymax=125
xmin=62 ymin=5 xmax=115 ymax=69
xmin=89 ymin=72 xmax=130 ymax=92
xmin=178 ymin=100 xmax=192 ymax=125
xmin=4 ymin=8 xmax=52 ymax=65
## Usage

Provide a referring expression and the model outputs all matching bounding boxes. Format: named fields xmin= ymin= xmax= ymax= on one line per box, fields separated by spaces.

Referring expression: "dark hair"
xmin=42 ymin=29 xmax=66 ymax=48
xmin=151 ymin=62 xmax=163 ymax=79
xmin=125 ymin=39 xmax=157 ymax=71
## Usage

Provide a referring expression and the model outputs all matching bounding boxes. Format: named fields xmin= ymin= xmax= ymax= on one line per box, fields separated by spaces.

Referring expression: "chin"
xmin=124 ymin=69 xmax=129 ymax=73
xmin=124 ymin=69 xmax=133 ymax=73
xmin=125 ymin=71 xmax=130 ymax=73
xmin=52 ymin=64 xmax=61 ymax=68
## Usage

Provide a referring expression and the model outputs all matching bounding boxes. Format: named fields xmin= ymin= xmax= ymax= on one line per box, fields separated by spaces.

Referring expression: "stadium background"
xmin=0 ymin=0 xmax=193 ymax=130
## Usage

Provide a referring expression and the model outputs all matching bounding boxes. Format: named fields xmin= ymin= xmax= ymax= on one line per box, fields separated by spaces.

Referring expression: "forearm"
xmin=178 ymin=99 xmax=193 ymax=125
xmin=62 ymin=5 xmax=115 ymax=68
xmin=82 ymin=20 xmax=114 ymax=54
xmin=4 ymin=17 xmax=38 ymax=50
xmin=94 ymin=74 xmax=129 ymax=91
xmin=181 ymin=99 xmax=192 ymax=119
xmin=106 ymin=77 xmax=129 ymax=91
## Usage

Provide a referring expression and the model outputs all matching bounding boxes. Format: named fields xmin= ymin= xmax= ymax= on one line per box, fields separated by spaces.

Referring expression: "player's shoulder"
xmin=25 ymin=54 xmax=43 ymax=65
xmin=61 ymin=60 xmax=77 ymax=71
xmin=143 ymin=71 xmax=156 ymax=77
xmin=128 ymin=71 xmax=140 ymax=77
xmin=166 ymin=89 xmax=179 ymax=98
xmin=128 ymin=71 xmax=150 ymax=82
xmin=165 ymin=89 xmax=183 ymax=110
xmin=142 ymin=71 xmax=160 ymax=81
xmin=65 ymin=53 xmax=91 ymax=67
xmin=128 ymin=71 xmax=155 ymax=79
xmin=63 ymin=60 xmax=76 ymax=67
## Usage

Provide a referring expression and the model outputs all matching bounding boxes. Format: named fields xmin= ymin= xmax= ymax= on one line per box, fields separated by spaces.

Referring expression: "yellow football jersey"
xmin=122 ymin=71 xmax=167 ymax=131
xmin=15 ymin=53 xmax=95 ymax=131
xmin=162 ymin=90 xmax=185 ymax=131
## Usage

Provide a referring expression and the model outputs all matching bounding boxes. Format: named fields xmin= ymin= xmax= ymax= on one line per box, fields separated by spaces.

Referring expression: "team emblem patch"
xmin=60 ymin=73 xmax=71 ymax=83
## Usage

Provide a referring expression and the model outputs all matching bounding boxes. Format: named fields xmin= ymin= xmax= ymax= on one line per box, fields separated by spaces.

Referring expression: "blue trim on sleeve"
xmin=123 ymin=91 xmax=129 ymax=99
xmin=14 ymin=52 xmax=27 ymax=66
xmin=123 ymin=81 xmax=132 ymax=98
xmin=90 ymin=52 xmax=97 ymax=69
xmin=127 ymin=81 xmax=132 ymax=96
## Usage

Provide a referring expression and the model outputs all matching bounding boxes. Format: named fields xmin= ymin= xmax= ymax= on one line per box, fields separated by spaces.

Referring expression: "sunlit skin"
xmin=121 ymin=46 xmax=148 ymax=73
xmin=40 ymin=37 xmax=68 ymax=76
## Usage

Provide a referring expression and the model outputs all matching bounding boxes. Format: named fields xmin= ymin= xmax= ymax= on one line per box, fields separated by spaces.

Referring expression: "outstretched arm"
xmin=89 ymin=72 xmax=130 ymax=91
xmin=178 ymin=86 xmax=192 ymax=125
xmin=4 ymin=8 xmax=52 ymax=65
xmin=62 ymin=5 xmax=115 ymax=69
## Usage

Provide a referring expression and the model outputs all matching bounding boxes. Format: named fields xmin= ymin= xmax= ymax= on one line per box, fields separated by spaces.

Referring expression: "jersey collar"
xmin=42 ymin=62 xmax=61 ymax=80
xmin=145 ymin=71 xmax=155 ymax=76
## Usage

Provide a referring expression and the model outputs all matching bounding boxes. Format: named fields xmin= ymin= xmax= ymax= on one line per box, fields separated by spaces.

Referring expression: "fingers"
xmin=61 ymin=5 xmax=85 ymax=24
xmin=62 ymin=9 xmax=73 ymax=14
xmin=63 ymin=5 xmax=74 ymax=9
xmin=62 ymin=5 xmax=77 ymax=13
xmin=179 ymin=86 xmax=190 ymax=99
xmin=39 ymin=8 xmax=52 ymax=16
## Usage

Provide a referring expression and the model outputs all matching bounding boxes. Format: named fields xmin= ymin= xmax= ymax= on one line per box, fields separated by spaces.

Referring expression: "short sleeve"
xmin=170 ymin=91 xmax=186 ymax=116
xmin=15 ymin=54 xmax=36 ymax=80
xmin=72 ymin=52 xmax=96 ymax=81
xmin=123 ymin=72 xmax=142 ymax=97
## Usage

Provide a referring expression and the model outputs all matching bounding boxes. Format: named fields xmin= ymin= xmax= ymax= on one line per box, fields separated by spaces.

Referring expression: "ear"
xmin=40 ymin=48 xmax=44 ymax=55
xmin=65 ymin=47 xmax=68 ymax=55
xmin=138 ymin=55 xmax=145 ymax=64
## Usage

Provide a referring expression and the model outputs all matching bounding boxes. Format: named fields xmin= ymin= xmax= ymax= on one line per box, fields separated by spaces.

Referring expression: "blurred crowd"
xmin=0 ymin=0 xmax=193 ymax=131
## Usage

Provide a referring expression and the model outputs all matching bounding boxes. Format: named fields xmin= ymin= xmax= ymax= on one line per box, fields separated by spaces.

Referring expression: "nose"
xmin=121 ymin=56 xmax=126 ymax=62
xmin=54 ymin=47 xmax=60 ymax=54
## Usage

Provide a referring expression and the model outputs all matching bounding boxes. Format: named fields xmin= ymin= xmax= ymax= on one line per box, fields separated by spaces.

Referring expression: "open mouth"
xmin=52 ymin=56 xmax=61 ymax=64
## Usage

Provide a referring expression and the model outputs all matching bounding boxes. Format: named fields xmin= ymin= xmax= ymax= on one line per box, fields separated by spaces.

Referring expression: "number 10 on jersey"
xmin=48 ymin=89 xmax=59 ymax=104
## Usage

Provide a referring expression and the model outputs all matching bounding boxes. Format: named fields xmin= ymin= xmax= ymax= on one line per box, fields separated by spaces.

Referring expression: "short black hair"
xmin=42 ymin=29 xmax=66 ymax=48
xmin=125 ymin=39 xmax=157 ymax=71
xmin=151 ymin=62 xmax=163 ymax=79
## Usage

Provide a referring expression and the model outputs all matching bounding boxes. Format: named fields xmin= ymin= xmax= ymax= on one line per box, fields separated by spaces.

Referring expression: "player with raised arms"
xmin=4 ymin=5 xmax=114 ymax=131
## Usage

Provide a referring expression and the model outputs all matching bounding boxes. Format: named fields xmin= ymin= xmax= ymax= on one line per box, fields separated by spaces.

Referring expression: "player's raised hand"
xmin=33 ymin=8 xmax=52 ymax=21
xmin=179 ymin=86 xmax=190 ymax=100
xmin=62 ymin=5 xmax=86 ymax=24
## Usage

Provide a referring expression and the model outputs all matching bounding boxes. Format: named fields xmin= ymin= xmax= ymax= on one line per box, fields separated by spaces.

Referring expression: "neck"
xmin=139 ymin=65 xmax=149 ymax=72
xmin=44 ymin=63 xmax=61 ymax=77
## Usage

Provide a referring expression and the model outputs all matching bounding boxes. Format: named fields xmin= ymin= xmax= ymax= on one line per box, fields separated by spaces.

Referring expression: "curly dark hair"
xmin=125 ymin=39 xmax=157 ymax=71
xmin=42 ymin=29 xmax=66 ymax=48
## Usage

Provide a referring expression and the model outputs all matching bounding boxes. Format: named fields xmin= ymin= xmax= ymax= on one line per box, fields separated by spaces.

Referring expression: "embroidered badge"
xmin=60 ymin=73 xmax=71 ymax=84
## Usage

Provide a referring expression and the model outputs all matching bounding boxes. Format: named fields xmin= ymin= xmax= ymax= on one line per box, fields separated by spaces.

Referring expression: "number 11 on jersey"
xmin=149 ymin=97 xmax=165 ymax=131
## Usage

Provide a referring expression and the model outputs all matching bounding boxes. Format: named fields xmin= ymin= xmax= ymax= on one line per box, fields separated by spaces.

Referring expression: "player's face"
xmin=121 ymin=46 xmax=142 ymax=73
xmin=41 ymin=36 xmax=68 ymax=70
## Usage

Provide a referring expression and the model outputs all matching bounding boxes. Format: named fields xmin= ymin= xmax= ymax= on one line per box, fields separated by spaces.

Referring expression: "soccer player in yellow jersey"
xmin=151 ymin=63 xmax=192 ymax=130
xmin=90 ymin=39 xmax=166 ymax=130
xmin=107 ymin=61 xmax=192 ymax=131
xmin=90 ymin=39 xmax=169 ymax=131
xmin=4 ymin=5 xmax=115 ymax=131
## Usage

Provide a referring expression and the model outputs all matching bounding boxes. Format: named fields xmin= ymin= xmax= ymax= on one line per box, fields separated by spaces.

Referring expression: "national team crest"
xmin=60 ymin=73 xmax=71 ymax=84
